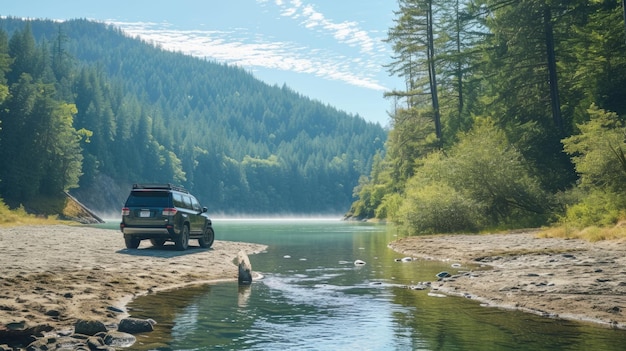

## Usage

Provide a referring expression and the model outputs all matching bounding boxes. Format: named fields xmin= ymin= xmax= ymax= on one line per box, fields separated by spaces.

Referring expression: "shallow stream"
xmin=119 ymin=219 xmax=626 ymax=350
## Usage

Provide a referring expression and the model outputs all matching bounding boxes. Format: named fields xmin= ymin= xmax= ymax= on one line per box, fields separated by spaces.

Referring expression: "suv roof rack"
xmin=132 ymin=183 xmax=189 ymax=193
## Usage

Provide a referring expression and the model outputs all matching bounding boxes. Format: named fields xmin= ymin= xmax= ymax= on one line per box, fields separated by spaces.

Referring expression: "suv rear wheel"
xmin=199 ymin=226 xmax=215 ymax=249
xmin=125 ymin=235 xmax=140 ymax=249
xmin=174 ymin=225 xmax=190 ymax=251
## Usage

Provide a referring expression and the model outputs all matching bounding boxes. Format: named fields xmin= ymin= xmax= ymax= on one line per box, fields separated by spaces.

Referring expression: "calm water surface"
xmin=119 ymin=219 xmax=626 ymax=350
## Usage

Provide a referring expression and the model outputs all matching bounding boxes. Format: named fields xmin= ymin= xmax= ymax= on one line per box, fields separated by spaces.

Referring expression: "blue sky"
xmin=2 ymin=0 xmax=403 ymax=126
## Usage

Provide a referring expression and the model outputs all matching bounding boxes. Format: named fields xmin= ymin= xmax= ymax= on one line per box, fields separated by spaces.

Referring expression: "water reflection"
xmin=125 ymin=219 xmax=626 ymax=350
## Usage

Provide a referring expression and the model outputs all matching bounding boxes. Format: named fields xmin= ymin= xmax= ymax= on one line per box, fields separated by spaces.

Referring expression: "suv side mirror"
xmin=202 ymin=207 xmax=208 ymax=213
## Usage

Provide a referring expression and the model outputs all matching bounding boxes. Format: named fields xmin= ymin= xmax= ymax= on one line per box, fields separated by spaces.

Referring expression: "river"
xmin=120 ymin=219 xmax=626 ymax=350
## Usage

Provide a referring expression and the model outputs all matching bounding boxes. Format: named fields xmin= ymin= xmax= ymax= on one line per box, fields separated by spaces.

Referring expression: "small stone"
xmin=436 ymin=271 xmax=451 ymax=279
xmin=45 ymin=309 xmax=60 ymax=317
xmin=608 ymin=306 xmax=622 ymax=314
xmin=74 ymin=319 xmax=107 ymax=336
xmin=106 ymin=306 xmax=125 ymax=313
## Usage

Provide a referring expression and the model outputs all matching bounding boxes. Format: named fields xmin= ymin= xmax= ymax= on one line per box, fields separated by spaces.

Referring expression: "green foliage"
xmin=560 ymin=105 xmax=626 ymax=227
xmin=375 ymin=192 xmax=403 ymax=221
xmin=444 ymin=118 xmax=551 ymax=226
xmin=562 ymin=105 xmax=626 ymax=192
xmin=349 ymin=0 xmax=626 ymax=235
xmin=562 ymin=189 xmax=626 ymax=228
xmin=346 ymin=151 xmax=396 ymax=219
xmin=397 ymin=182 xmax=484 ymax=234
xmin=396 ymin=118 xmax=552 ymax=233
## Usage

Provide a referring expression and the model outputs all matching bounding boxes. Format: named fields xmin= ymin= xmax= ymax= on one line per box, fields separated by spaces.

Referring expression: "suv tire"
xmin=150 ymin=238 xmax=166 ymax=247
xmin=125 ymin=235 xmax=140 ymax=249
xmin=199 ymin=226 xmax=215 ymax=249
xmin=174 ymin=224 xmax=190 ymax=251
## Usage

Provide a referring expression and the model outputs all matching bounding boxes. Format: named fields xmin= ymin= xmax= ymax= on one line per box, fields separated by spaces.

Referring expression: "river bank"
xmin=2 ymin=225 xmax=626 ymax=349
xmin=389 ymin=231 xmax=626 ymax=329
xmin=0 ymin=225 xmax=266 ymax=344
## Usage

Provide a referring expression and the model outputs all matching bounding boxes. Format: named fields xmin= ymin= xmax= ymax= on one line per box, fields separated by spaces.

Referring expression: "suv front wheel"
xmin=174 ymin=225 xmax=190 ymax=251
xmin=199 ymin=226 xmax=215 ymax=249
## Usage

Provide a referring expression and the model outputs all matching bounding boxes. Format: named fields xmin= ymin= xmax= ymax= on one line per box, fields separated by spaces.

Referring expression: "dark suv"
xmin=120 ymin=184 xmax=214 ymax=250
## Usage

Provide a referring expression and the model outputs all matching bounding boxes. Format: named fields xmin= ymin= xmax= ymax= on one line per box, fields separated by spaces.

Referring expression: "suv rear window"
xmin=126 ymin=191 xmax=170 ymax=207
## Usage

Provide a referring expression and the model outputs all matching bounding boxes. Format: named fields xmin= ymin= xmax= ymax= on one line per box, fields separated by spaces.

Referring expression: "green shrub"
xmin=375 ymin=192 xmax=403 ymax=220
xmin=563 ymin=189 xmax=626 ymax=228
xmin=397 ymin=183 xmax=485 ymax=234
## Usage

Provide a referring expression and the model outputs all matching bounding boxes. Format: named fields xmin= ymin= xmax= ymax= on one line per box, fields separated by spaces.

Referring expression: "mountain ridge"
xmin=0 ymin=17 xmax=386 ymax=215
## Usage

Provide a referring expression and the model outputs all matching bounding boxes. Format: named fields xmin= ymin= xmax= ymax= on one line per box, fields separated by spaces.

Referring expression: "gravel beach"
xmin=0 ymin=225 xmax=266 ymax=335
xmin=389 ymin=231 xmax=626 ymax=329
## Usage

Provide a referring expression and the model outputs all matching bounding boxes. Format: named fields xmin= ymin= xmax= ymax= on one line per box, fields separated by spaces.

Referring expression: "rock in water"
xmin=118 ymin=318 xmax=154 ymax=334
xmin=103 ymin=330 xmax=137 ymax=347
xmin=238 ymin=250 xmax=253 ymax=285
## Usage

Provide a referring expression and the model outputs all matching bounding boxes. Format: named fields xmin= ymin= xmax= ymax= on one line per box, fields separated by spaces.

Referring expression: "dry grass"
xmin=0 ymin=201 xmax=69 ymax=227
xmin=537 ymin=221 xmax=626 ymax=242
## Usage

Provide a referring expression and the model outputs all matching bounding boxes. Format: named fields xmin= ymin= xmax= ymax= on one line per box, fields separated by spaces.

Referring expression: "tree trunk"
xmin=426 ymin=0 xmax=442 ymax=141
xmin=544 ymin=6 xmax=563 ymax=134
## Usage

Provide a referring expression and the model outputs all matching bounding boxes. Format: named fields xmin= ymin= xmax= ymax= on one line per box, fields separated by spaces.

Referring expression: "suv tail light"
xmin=162 ymin=208 xmax=177 ymax=216
xmin=121 ymin=207 xmax=130 ymax=216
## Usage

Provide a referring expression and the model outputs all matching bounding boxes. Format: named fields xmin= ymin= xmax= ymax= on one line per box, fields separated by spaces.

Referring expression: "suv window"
xmin=182 ymin=195 xmax=193 ymax=210
xmin=172 ymin=192 xmax=184 ymax=207
xmin=191 ymin=196 xmax=201 ymax=211
xmin=126 ymin=191 xmax=169 ymax=207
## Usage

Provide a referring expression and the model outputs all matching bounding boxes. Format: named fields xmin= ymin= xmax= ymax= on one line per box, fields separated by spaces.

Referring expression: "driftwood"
xmin=237 ymin=251 xmax=253 ymax=285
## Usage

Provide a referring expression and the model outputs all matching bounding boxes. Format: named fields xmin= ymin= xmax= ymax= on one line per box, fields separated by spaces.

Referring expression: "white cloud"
xmin=106 ymin=2 xmax=389 ymax=92
xmin=271 ymin=1 xmax=382 ymax=57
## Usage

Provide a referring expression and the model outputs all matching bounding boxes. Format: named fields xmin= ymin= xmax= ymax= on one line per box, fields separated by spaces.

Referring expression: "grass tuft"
xmin=537 ymin=222 xmax=626 ymax=242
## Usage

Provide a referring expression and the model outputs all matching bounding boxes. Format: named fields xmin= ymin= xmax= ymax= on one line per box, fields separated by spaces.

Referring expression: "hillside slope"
xmin=0 ymin=18 xmax=387 ymax=215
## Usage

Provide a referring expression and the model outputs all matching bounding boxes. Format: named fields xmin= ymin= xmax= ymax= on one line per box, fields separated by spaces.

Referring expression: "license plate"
xmin=139 ymin=210 xmax=151 ymax=217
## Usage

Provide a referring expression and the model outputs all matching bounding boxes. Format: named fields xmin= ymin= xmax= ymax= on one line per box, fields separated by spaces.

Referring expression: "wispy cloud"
xmin=107 ymin=1 xmax=389 ymax=91
xmin=271 ymin=0 xmax=380 ymax=56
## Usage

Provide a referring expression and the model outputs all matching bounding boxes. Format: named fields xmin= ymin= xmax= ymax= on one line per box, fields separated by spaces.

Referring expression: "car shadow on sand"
xmin=116 ymin=244 xmax=213 ymax=258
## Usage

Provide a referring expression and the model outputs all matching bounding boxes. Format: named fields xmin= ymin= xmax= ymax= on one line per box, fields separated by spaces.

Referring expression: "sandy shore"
xmin=389 ymin=231 xmax=626 ymax=329
xmin=0 ymin=225 xmax=266 ymax=334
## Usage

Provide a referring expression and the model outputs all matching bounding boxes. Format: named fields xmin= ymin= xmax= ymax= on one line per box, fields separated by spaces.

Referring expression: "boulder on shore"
xmin=0 ymin=321 xmax=52 ymax=348
xmin=117 ymin=317 xmax=155 ymax=334
xmin=74 ymin=319 xmax=107 ymax=336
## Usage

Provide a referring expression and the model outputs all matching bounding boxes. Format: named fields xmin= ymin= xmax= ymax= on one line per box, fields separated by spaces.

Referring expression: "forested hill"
xmin=0 ymin=17 xmax=386 ymax=215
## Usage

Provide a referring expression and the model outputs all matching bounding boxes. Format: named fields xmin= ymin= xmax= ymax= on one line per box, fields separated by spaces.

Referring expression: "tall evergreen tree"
xmin=386 ymin=0 xmax=442 ymax=140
